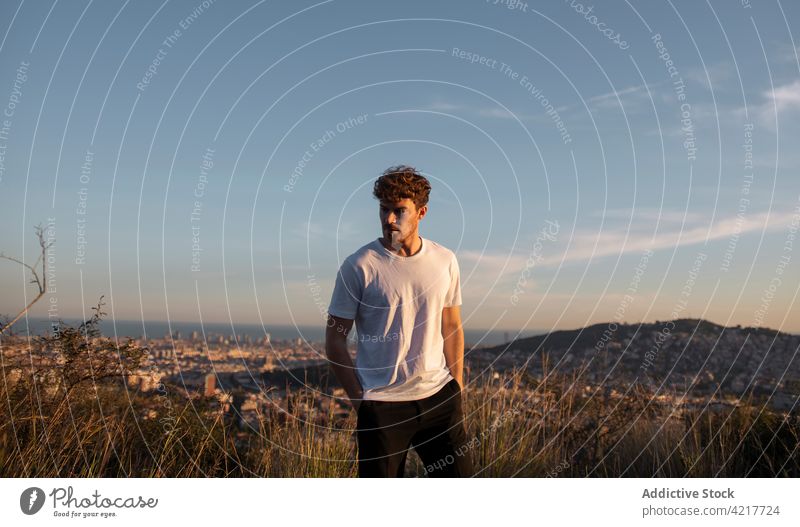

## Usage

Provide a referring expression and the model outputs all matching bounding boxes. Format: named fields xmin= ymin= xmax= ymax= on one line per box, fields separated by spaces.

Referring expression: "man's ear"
xmin=418 ymin=204 xmax=428 ymax=220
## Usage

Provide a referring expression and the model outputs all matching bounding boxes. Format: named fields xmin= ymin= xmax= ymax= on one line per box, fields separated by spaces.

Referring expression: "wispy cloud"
xmin=584 ymin=83 xmax=653 ymax=110
xmin=423 ymin=82 xmax=658 ymax=123
xmin=734 ymin=79 xmax=800 ymax=130
xmin=550 ymin=209 xmax=794 ymax=266
xmin=456 ymin=208 xmax=798 ymax=275
xmin=458 ymin=249 xmax=530 ymax=290
xmin=423 ymin=101 xmax=551 ymax=123
xmin=685 ymin=60 xmax=734 ymax=91
xmin=768 ymin=79 xmax=800 ymax=112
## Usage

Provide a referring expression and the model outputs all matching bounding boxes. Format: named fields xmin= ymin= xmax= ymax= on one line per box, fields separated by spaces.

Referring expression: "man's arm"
xmin=442 ymin=305 xmax=465 ymax=388
xmin=325 ymin=314 xmax=364 ymax=411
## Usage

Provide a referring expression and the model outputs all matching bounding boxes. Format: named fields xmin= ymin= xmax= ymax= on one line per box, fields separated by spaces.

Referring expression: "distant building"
xmin=204 ymin=373 xmax=216 ymax=397
xmin=260 ymin=353 xmax=275 ymax=373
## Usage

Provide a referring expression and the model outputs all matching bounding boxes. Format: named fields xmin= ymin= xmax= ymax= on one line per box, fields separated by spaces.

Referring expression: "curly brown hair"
xmin=372 ymin=165 xmax=431 ymax=210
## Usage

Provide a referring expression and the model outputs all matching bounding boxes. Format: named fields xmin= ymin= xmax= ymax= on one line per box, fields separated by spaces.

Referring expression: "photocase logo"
xmin=20 ymin=487 xmax=45 ymax=515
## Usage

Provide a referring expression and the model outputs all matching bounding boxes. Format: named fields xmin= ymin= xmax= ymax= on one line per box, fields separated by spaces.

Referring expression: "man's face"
xmin=379 ymin=198 xmax=425 ymax=243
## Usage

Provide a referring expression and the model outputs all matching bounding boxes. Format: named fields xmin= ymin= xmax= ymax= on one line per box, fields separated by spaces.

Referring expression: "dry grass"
xmin=1 ymin=362 xmax=797 ymax=477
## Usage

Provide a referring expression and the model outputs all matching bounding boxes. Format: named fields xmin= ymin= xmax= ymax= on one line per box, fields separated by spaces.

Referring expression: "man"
xmin=325 ymin=165 xmax=473 ymax=477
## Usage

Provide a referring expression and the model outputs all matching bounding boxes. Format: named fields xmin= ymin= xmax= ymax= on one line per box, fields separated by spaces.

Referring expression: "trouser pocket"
xmin=448 ymin=378 xmax=462 ymax=396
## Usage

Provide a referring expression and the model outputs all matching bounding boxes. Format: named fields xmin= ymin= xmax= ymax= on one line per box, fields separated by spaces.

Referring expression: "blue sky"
xmin=1 ymin=0 xmax=798 ymax=334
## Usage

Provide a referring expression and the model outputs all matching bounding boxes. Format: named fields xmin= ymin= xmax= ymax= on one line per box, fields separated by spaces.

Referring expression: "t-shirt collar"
xmin=376 ymin=235 xmax=426 ymax=260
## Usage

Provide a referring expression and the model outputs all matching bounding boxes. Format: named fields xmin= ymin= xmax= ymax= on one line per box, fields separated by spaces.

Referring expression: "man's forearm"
xmin=326 ymin=339 xmax=363 ymax=402
xmin=443 ymin=324 xmax=465 ymax=386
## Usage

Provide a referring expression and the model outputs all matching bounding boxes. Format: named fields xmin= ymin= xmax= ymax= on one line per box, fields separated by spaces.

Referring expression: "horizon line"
xmin=15 ymin=315 xmax=799 ymax=336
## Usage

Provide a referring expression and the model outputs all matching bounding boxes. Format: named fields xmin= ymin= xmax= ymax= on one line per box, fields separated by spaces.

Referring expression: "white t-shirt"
xmin=327 ymin=235 xmax=462 ymax=401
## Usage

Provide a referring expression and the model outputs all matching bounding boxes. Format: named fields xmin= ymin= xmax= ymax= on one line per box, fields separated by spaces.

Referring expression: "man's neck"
xmin=380 ymin=233 xmax=422 ymax=257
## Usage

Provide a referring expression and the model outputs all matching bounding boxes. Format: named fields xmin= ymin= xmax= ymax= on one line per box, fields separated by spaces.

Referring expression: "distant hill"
xmin=470 ymin=318 xmax=800 ymax=411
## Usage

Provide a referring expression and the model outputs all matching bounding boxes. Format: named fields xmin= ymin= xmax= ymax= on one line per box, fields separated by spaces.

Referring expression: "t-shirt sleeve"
xmin=444 ymin=253 xmax=462 ymax=308
xmin=327 ymin=259 xmax=363 ymax=319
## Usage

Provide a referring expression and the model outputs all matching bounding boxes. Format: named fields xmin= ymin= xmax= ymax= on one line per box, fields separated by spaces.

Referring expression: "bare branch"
xmin=0 ymin=224 xmax=51 ymax=335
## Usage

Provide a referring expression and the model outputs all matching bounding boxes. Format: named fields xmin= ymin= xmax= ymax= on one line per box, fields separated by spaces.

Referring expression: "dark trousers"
xmin=356 ymin=378 xmax=474 ymax=477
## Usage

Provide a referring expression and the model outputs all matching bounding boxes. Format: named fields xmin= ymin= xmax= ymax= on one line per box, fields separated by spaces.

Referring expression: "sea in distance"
xmin=16 ymin=318 xmax=545 ymax=348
